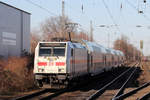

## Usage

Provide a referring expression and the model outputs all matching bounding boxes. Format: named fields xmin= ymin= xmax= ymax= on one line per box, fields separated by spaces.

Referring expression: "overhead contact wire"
xmin=102 ymin=0 xmax=122 ymax=34
xmin=25 ymin=0 xmax=57 ymax=16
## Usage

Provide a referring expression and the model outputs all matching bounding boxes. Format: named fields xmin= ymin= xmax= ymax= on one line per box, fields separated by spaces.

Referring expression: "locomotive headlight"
xmin=38 ymin=68 xmax=44 ymax=72
xmin=58 ymin=69 xmax=62 ymax=72
xmin=58 ymin=68 xmax=64 ymax=72
xmin=38 ymin=68 xmax=41 ymax=72
xmin=42 ymin=69 xmax=44 ymax=72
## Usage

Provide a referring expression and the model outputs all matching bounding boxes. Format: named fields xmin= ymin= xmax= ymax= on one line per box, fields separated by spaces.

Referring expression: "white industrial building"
xmin=0 ymin=1 xmax=30 ymax=58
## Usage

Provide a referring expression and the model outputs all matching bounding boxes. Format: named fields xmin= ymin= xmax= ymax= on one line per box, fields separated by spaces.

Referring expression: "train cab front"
xmin=34 ymin=42 xmax=68 ymax=88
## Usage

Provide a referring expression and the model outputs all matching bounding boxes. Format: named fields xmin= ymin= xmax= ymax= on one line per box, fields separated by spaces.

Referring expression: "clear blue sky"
xmin=1 ymin=0 xmax=150 ymax=55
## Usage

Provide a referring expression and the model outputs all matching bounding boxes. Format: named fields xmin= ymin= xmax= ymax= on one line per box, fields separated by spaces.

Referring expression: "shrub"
xmin=0 ymin=57 xmax=36 ymax=95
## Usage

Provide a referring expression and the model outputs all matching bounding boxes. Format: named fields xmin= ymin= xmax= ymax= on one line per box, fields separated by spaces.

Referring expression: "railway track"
xmin=14 ymin=88 xmax=67 ymax=100
xmin=114 ymin=81 xmax=150 ymax=100
xmin=86 ymin=62 xmax=139 ymax=100
xmin=87 ymin=62 xmax=150 ymax=100
xmin=115 ymin=62 xmax=150 ymax=100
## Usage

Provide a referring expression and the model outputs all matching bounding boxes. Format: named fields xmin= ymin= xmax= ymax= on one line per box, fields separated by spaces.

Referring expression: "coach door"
xmin=71 ymin=48 xmax=75 ymax=77
xmin=90 ymin=53 xmax=93 ymax=74
xmin=87 ymin=52 xmax=90 ymax=73
xmin=103 ymin=55 xmax=106 ymax=67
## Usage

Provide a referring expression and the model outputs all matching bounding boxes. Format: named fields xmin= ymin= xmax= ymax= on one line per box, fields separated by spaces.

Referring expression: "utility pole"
xmin=61 ymin=0 xmax=65 ymax=39
xmin=90 ymin=20 xmax=93 ymax=42
xmin=108 ymin=33 xmax=110 ymax=48
xmin=140 ymin=40 xmax=143 ymax=65
xmin=62 ymin=0 xmax=65 ymax=19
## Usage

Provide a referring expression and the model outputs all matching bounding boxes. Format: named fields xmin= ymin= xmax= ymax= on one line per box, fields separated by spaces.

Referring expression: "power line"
xmin=126 ymin=0 xmax=150 ymax=22
xmin=25 ymin=0 xmax=57 ymax=16
xmin=102 ymin=0 xmax=122 ymax=33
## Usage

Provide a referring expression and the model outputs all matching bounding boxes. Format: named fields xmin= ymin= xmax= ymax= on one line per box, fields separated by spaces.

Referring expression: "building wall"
xmin=0 ymin=2 xmax=30 ymax=57
xmin=22 ymin=12 xmax=30 ymax=52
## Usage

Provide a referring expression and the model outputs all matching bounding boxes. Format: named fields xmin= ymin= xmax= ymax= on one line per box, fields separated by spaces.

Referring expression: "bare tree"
xmin=30 ymin=31 xmax=41 ymax=54
xmin=77 ymin=31 xmax=90 ymax=41
xmin=30 ymin=16 xmax=92 ymax=54
xmin=113 ymin=35 xmax=141 ymax=61
xmin=41 ymin=16 xmax=77 ymax=41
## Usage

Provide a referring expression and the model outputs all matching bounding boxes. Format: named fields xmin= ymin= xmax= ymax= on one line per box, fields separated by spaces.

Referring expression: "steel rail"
xmin=86 ymin=63 xmax=137 ymax=100
xmin=112 ymin=63 xmax=139 ymax=100
xmin=137 ymin=91 xmax=150 ymax=100
xmin=39 ymin=88 xmax=68 ymax=100
xmin=14 ymin=89 xmax=48 ymax=100
xmin=114 ymin=81 xmax=150 ymax=100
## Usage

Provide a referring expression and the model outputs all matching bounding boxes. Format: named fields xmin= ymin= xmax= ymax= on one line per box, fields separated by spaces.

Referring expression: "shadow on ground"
xmin=68 ymin=65 xmax=142 ymax=92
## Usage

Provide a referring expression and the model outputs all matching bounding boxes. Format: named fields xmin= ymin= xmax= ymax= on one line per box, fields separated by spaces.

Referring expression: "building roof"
xmin=0 ymin=1 xmax=31 ymax=15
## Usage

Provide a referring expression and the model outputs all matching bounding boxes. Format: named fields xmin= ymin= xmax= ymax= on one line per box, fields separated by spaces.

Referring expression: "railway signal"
xmin=140 ymin=40 xmax=143 ymax=50
xmin=140 ymin=40 xmax=143 ymax=67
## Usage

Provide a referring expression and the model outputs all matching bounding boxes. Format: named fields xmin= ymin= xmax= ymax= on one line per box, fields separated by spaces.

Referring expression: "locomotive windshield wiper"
xmin=56 ymin=55 xmax=59 ymax=59
xmin=51 ymin=47 xmax=54 ymax=56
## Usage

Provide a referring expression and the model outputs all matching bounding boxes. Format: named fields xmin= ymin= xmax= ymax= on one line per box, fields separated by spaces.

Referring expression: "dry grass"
xmin=0 ymin=57 xmax=36 ymax=95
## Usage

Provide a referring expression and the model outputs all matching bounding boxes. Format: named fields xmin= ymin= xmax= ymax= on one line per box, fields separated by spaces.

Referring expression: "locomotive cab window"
xmin=53 ymin=48 xmax=65 ymax=56
xmin=39 ymin=48 xmax=51 ymax=56
xmin=39 ymin=47 xmax=65 ymax=57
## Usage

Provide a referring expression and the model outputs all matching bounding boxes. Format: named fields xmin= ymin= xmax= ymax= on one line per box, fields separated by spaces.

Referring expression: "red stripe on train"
xmin=56 ymin=62 xmax=65 ymax=66
xmin=38 ymin=62 xmax=47 ymax=66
